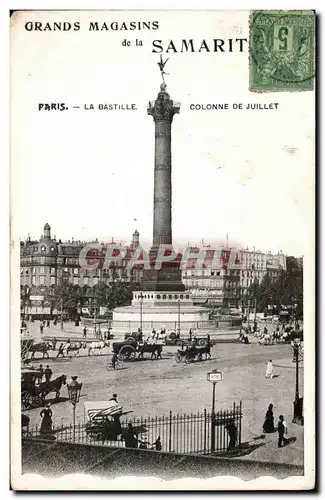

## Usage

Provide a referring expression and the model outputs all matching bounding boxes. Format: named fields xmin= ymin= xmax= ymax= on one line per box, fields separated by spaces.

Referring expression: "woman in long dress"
xmin=265 ymin=359 xmax=274 ymax=379
xmin=40 ymin=403 xmax=53 ymax=435
xmin=262 ymin=403 xmax=275 ymax=433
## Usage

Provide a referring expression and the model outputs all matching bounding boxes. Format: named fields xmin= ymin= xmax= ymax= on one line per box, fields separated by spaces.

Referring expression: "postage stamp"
xmin=11 ymin=9 xmax=315 ymax=491
xmin=250 ymin=10 xmax=315 ymax=92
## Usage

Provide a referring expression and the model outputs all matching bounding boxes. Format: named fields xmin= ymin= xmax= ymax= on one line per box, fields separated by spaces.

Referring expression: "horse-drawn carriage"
xmin=21 ymin=339 xmax=57 ymax=360
xmin=84 ymin=400 xmax=136 ymax=441
xmin=175 ymin=343 xmax=211 ymax=363
xmin=21 ymin=368 xmax=67 ymax=410
xmin=21 ymin=368 xmax=45 ymax=410
xmin=112 ymin=338 xmax=163 ymax=361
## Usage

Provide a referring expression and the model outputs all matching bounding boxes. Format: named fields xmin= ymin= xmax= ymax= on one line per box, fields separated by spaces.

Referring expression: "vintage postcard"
xmin=11 ymin=9 xmax=315 ymax=490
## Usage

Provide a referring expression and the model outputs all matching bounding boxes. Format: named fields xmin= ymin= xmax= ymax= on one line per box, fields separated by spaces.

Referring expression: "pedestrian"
xmin=124 ymin=423 xmax=138 ymax=449
xmin=47 ymin=319 xmax=50 ymax=327
xmin=37 ymin=364 xmax=44 ymax=383
xmin=152 ymin=436 xmax=162 ymax=451
xmin=40 ymin=403 xmax=53 ymax=436
xmin=83 ymin=326 xmax=87 ymax=338
xmin=109 ymin=393 xmax=118 ymax=403
xmin=277 ymin=415 xmax=287 ymax=448
xmin=44 ymin=365 xmax=52 ymax=383
xmin=40 ymin=322 xmax=44 ymax=335
xmin=226 ymin=421 xmax=237 ymax=451
xmin=56 ymin=343 xmax=65 ymax=358
xmin=262 ymin=403 xmax=275 ymax=433
xmin=265 ymin=360 xmax=274 ymax=379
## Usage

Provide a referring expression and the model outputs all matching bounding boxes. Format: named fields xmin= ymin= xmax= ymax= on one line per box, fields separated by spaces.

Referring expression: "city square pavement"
xmin=22 ymin=321 xmax=304 ymax=467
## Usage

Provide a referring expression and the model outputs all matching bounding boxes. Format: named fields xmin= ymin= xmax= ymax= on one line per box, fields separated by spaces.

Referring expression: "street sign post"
xmin=207 ymin=369 xmax=223 ymax=452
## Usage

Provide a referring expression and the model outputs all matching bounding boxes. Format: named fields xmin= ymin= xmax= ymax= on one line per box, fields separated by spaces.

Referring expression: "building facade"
xmin=20 ymin=224 xmax=144 ymax=317
xmin=181 ymin=247 xmax=241 ymax=307
xmin=181 ymin=246 xmax=286 ymax=307
xmin=20 ymin=224 xmax=287 ymax=315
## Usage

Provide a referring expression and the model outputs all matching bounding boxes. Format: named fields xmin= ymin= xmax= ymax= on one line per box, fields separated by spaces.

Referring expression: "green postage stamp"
xmin=250 ymin=10 xmax=315 ymax=92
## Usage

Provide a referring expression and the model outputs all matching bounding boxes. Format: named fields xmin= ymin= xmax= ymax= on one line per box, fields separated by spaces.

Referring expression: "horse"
xmin=137 ymin=343 xmax=163 ymax=360
xmin=29 ymin=341 xmax=56 ymax=359
xmin=88 ymin=340 xmax=110 ymax=356
xmin=185 ymin=343 xmax=211 ymax=362
xmin=67 ymin=342 xmax=86 ymax=357
xmin=38 ymin=374 xmax=67 ymax=403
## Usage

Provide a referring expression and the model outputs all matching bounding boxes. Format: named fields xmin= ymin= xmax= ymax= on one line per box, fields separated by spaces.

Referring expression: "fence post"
xmin=169 ymin=410 xmax=172 ymax=452
xmin=203 ymin=408 xmax=207 ymax=454
xmin=210 ymin=381 xmax=216 ymax=453
xmin=239 ymin=400 xmax=242 ymax=450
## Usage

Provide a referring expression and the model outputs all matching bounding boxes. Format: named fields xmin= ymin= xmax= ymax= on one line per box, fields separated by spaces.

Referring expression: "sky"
xmin=11 ymin=10 xmax=314 ymax=257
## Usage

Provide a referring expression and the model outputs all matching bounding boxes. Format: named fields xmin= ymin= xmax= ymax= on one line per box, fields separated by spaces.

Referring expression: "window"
xmin=32 ymin=267 xmax=36 ymax=274
xmin=51 ymin=267 xmax=56 ymax=275
xmin=39 ymin=276 xmax=45 ymax=285
xmin=32 ymin=276 xmax=36 ymax=285
xmin=50 ymin=276 xmax=56 ymax=285
xmin=186 ymin=294 xmax=190 ymax=299
xmin=211 ymin=271 xmax=215 ymax=276
xmin=217 ymin=271 xmax=220 ymax=276
xmin=73 ymin=268 xmax=79 ymax=275
xmin=168 ymin=295 xmax=172 ymax=300
xmin=84 ymin=277 xmax=89 ymax=285
xmin=162 ymin=294 xmax=166 ymax=299
xmin=40 ymin=267 xmax=45 ymax=274
xmin=180 ymin=294 xmax=184 ymax=299
xmin=157 ymin=294 xmax=161 ymax=299
xmin=73 ymin=277 xmax=79 ymax=285
xmin=93 ymin=277 xmax=99 ymax=285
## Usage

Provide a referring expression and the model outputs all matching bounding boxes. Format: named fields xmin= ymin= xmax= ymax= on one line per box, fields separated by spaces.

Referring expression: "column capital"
xmin=147 ymin=89 xmax=180 ymax=123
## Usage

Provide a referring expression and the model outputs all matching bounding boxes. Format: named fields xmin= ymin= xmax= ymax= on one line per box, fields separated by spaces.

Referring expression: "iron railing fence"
xmin=23 ymin=402 xmax=242 ymax=455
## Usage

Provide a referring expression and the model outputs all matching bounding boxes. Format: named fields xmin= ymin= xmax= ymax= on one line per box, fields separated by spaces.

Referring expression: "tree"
xmin=247 ymin=256 xmax=303 ymax=319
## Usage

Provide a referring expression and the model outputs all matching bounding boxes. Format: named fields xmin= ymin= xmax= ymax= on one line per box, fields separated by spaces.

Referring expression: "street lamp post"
xmin=60 ymin=270 xmax=70 ymax=331
xmin=60 ymin=296 xmax=64 ymax=330
xmin=67 ymin=376 xmax=83 ymax=442
xmin=177 ymin=299 xmax=181 ymax=336
xmin=207 ymin=370 xmax=223 ymax=452
xmin=292 ymin=339 xmax=303 ymax=425
xmin=139 ymin=293 xmax=144 ymax=332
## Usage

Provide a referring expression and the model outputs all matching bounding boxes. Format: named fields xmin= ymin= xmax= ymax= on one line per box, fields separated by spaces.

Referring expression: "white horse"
xmin=88 ymin=340 xmax=110 ymax=356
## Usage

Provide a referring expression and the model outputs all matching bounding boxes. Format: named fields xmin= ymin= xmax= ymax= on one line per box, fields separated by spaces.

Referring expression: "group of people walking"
xmin=262 ymin=403 xmax=288 ymax=448
xmin=36 ymin=364 xmax=52 ymax=384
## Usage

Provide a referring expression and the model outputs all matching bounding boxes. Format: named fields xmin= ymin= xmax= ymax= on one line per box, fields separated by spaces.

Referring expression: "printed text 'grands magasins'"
xmin=24 ymin=21 xmax=248 ymax=53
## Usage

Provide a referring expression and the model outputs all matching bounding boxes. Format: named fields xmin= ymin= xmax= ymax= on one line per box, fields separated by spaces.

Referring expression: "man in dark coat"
xmin=124 ymin=423 xmax=138 ymax=449
xmin=277 ymin=415 xmax=287 ymax=447
xmin=226 ymin=421 xmax=238 ymax=451
xmin=152 ymin=436 xmax=162 ymax=451
xmin=44 ymin=365 xmax=52 ymax=383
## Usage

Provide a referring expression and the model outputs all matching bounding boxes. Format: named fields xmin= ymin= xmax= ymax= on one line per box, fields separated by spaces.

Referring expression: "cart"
xmin=21 ymin=368 xmax=44 ymax=410
xmin=84 ymin=401 xmax=136 ymax=442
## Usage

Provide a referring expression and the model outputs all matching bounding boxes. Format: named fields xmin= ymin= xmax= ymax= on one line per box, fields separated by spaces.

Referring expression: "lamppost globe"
xmin=67 ymin=376 xmax=82 ymax=442
xmin=67 ymin=376 xmax=82 ymax=405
